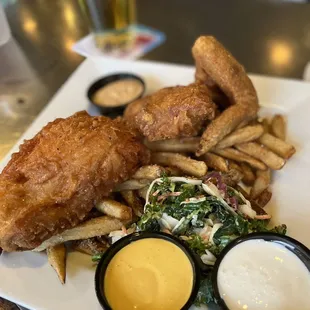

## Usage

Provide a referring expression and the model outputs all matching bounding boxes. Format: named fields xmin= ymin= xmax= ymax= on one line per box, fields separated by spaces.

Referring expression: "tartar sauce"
xmin=217 ymin=239 xmax=310 ymax=310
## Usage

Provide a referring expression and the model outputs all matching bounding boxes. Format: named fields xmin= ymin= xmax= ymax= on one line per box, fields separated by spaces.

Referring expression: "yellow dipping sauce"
xmin=104 ymin=238 xmax=194 ymax=310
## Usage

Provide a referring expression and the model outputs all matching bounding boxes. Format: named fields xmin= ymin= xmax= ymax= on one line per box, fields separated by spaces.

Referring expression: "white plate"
xmin=0 ymin=57 xmax=310 ymax=310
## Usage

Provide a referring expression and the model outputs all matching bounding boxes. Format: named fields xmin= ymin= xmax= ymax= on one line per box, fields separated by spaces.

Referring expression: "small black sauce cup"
xmin=87 ymin=73 xmax=145 ymax=118
xmin=94 ymin=231 xmax=202 ymax=310
xmin=212 ymin=232 xmax=310 ymax=310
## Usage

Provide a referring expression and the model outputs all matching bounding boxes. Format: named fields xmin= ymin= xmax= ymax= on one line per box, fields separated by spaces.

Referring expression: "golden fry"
xmin=254 ymin=188 xmax=272 ymax=208
xmin=47 ymin=244 xmax=66 ymax=284
xmin=71 ymin=237 xmax=109 ymax=256
xmin=120 ymin=190 xmax=144 ymax=217
xmin=164 ymin=166 xmax=183 ymax=176
xmin=151 ymin=152 xmax=207 ymax=177
xmin=132 ymin=165 xmax=165 ymax=180
xmin=222 ymin=168 xmax=244 ymax=186
xmin=271 ymin=114 xmax=286 ymax=140
xmin=34 ymin=216 xmax=126 ymax=251
xmin=250 ymin=169 xmax=271 ymax=199
xmin=137 ymin=186 xmax=149 ymax=200
xmin=213 ymin=148 xmax=267 ymax=170
xmin=200 ymin=152 xmax=228 ymax=172
xmin=144 ymin=137 xmax=200 ymax=153
xmin=235 ymin=119 xmax=250 ymax=129
xmin=236 ymin=143 xmax=285 ymax=170
xmin=228 ymin=160 xmax=243 ymax=172
xmin=240 ymin=163 xmax=255 ymax=185
xmin=235 ymin=184 xmax=250 ymax=199
xmin=260 ymin=118 xmax=270 ymax=133
xmin=114 ymin=179 xmax=151 ymax=191
xmin=215 ymin=124 xmax=264 ymax=149
xmin=96 ymin=198 xmax=132 ymax=220
xmin=251 ymin=200 xmax=268 ymax=216
xmin=258 ymin=133 xmax=295 ymax=159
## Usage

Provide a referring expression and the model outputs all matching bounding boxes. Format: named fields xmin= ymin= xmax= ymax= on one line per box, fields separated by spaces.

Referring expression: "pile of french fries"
xmin=147 ymin=114 xmax=295 ymax=203
xmin=43 ymin=115 xmax=295 ymax=284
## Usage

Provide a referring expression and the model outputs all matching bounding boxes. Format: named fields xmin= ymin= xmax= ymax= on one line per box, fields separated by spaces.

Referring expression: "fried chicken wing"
xmin=124 ymin=84 xmax=217 ymax=141
xmin=192 ymin=36 xmax=259 ymax=155
xmin=125 ymin=36 xmax=258 ymax=157
xmin=0 ymin=111 xmax=149 ymax=252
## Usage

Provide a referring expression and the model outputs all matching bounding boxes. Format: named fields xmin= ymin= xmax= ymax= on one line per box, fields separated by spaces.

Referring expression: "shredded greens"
xmin=138 ymin=174 xmax=287 ymax=305
xmin=91 ymin=253 xmax=103 ymax=262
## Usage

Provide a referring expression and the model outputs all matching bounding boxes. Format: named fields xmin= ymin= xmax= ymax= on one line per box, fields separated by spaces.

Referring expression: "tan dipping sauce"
xmin=104 ymin=238 xmax=194 ymax=310
xmin=93 ymin=79 xmax=143 ymax=107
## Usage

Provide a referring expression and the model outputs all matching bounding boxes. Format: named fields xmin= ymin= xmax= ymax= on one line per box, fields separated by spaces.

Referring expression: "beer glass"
xmin=79 ymin=0 xmax=136 ymax=51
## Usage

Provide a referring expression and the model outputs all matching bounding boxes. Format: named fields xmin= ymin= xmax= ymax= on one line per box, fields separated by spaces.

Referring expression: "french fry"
xmin=254 ymin=188 xmax=272 ymax=208
xmin=235 ymin=184 xmax=250 ymax=199
xmin=121 ymin=190 xmax=144 ymax=217
xmin=236 ymin=119 xmax=250 ymax=129
xmin=164 ymin=166 xmax=183 ymax=176
xmin=250 ymin=169 xmax=271 ymax=199
xmin=71 ymin=237 xmax=109 ymax=256
xmin=258 ymin=133 xmax=295 ymax=159
xmin=236 ymin=143 xmax=285 ymax=170
xmin=137 ymin=186 xmax=149 ymax=200
xmin=222 ymin=168 xmax=244 ymax=186
xmin=132 ymin=165 xmax=165 ymax=180
xmin=271 ymin=114 xmax=286 ymax=140
xmin=228 ymin=160 xmax=243 ymax=172
xmin=251 ymin=200 xmax=268 ymax=216
xmin=96 ymin=198 xmax=132 ymax=220
xmin=47 ymin=244 xmax=66 ymax=284
xmin=144 ymin=137 xmax=200 ymax=153
xmin=215 ymin=124 xmax=264 ymax=149
xmin=260 ymin=118 xmax=270 ymax=133
xmin=240 ymin=163 xmax=255 ymax=185
xmin=200 ymin=152 xmax=228 ymax=172
xmin=151 ymin=152 xmax=207 ymax=177
xmin=34 ymin=216 xmax=127 ymax=251
xmin=213 ymin=148 xmax=267 ymax=170
xmin=114 ymin=179 xmax=151 ymax=191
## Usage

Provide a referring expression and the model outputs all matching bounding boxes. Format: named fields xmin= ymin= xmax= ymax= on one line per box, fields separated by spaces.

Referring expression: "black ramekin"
xmin=212 ymin=232 xmax=310 ymax=310
xmin=94 ymin=231 xmax=201 ymax=310
xmin=87 ymin=73 xmax=145 ymax=117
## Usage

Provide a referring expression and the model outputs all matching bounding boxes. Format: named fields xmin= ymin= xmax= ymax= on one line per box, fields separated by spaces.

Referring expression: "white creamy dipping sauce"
xmin=217 ymin=239 xmax=310 ymax=310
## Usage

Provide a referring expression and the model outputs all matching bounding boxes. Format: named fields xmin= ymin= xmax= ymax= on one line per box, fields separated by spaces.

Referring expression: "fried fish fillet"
xmin=0 ymin=111 xmax=149 ymax=252
xmin=124 ymin=83 xmax=217 ymax=141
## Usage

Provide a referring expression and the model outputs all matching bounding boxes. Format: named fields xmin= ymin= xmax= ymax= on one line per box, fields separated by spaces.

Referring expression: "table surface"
xmin=1 ymin=0 xmax=310 ymax=161
xmin=0 ymin=1 xmax=310 ymax=308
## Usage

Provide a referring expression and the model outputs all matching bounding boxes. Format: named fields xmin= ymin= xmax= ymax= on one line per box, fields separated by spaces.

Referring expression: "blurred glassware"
xmin=79 ymin=0 xmax=136 ymax=52
xmin=0 ymin=3 xmax=11 ymax=46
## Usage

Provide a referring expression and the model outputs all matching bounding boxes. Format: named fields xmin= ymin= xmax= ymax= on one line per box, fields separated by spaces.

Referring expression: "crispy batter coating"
xmin=0 ymin=111 xmax=149 ymax=252
xmin=124 ymin=84 xmax=216 ymax=141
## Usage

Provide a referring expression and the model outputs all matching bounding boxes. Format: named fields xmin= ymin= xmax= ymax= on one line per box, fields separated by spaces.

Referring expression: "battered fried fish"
xmin=0 ymin=111 xmax=149 ymax=252
xmin=124 ymin=83 xmax=217 ymax=141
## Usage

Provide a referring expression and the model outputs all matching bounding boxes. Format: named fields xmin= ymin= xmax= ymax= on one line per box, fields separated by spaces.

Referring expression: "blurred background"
xmin=1 ymin=0 xmax=310 ymax=160
xmin=0 ymin=1 xmax=310 ymax=308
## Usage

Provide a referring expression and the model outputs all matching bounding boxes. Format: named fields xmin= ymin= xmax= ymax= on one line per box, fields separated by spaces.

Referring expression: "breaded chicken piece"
xmin=124 ymin=83 xmax=217 ymax=141
xmin=0 ymin=111 xmax=149 ymax=252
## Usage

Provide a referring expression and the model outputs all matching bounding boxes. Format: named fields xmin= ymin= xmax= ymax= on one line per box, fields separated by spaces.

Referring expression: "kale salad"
xmin=136 ymin=173 xmax=287 ymax=306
